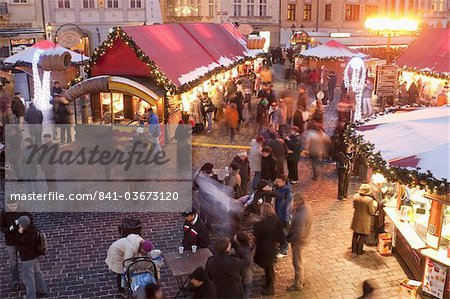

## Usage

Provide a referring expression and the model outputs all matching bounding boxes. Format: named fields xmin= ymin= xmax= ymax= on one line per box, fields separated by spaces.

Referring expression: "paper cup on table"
xmin=192 ymin=245 xmax=197 ymax=253
xmin=178 ymin=246 xmax=184 ymax=255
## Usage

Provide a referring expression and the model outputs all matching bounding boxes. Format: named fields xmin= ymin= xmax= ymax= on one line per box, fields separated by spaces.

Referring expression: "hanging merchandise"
xmin=344 ymin=57 xmax=366 ymax=121
xmin=32 ymin=49 xmax=52 ymax=111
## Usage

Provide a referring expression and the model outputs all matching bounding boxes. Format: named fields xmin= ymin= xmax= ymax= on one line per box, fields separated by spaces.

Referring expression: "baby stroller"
xmin=123 ymin=256 xmax=158 ymax=298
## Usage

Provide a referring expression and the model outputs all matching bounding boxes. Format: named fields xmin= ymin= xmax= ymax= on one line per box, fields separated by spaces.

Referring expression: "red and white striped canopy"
xmin=356 ymin=106 xmax=450 ymax=180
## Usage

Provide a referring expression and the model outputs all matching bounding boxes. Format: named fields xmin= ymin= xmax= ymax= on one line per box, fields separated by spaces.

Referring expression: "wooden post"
xmin=426 ymin=195 xmax=445 ymax=249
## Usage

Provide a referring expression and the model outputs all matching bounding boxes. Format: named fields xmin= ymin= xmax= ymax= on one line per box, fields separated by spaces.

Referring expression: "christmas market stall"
xmin=1 ymin=40 xmax=88 ymax=102
xmin=345 ymin=106 xmax=450 ymax=298
xmin=72 ymin=23 xmax=262 ymax=127
xmin=395 ymin=28 xmax=449 ymax=105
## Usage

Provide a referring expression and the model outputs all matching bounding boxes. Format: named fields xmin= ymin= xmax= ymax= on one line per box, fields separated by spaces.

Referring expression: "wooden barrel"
xmin=39 ymin=52 xmax=72 ymax=72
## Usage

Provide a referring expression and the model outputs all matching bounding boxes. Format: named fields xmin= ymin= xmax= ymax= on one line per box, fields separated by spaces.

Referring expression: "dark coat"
xmin=230 ymin=155 xmax=250 ymax=184
xmin=261 ymin=154 xmax=277 ymax=181
xmin=205 ymin=253 xmax=245 ymax=298
xmin=0 ymin=211 xmax=33 ymax=246
xmin=254 ymin=216 xmax=284 ymax=268
xmin=11 ymin=97 xmax=25 ymax=117
xmin=56 ymin=103 xmax=72 ymax=124
xmin=256 ymin=103 xmax=267 ymax=124
xmin=192 ymin=280 xmax=217 ymax=298
xmin=266 ymin=139 xmax=288 ymax=164
xmin=15 ymin=223 xmax=40 ymax=261
xmin=182 ymin=216 xmax=210 ymax=249
xmin=231 ymin=238 xmax=255 ymax=285
xmin=285 ymin=134 xmax=302 ymax=162
xmin=25 ymin=106 xmax=43 ymax=124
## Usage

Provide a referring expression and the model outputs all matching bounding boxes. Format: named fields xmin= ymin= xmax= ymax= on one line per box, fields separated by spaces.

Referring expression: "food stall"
xmin=345 ymin=106 xmax=450 ymax=298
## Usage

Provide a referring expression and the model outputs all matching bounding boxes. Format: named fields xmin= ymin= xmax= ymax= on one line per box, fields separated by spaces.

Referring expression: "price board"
xmin=375 ymin=65 xmax=399 ymax=98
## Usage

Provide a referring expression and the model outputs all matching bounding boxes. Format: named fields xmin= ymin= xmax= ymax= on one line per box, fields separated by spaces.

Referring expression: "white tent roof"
xmin=4 ymin=40 xmax=88 ymax=65
xmin=299 ymin=40 xmax=366 ymax=59
xmin=356 ymin=106 xmax=450 ymax=180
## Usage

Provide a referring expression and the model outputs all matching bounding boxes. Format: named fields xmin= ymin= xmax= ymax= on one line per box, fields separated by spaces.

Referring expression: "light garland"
xmin=32 ymin=49 xmax=51 ymax=111
xmin=344 ymin=57 xmax=366 ymax=121
xmin=400 ymin=66 xmax=450 ymax=80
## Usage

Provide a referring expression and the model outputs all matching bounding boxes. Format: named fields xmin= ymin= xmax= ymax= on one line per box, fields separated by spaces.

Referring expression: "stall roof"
xmin=356 ymin=106 xmax=450 ymax=180
xmin=298 ymin=40 xmax=366 ymax=59
xmin=3 ymin=40 xmax=88 ymax=65
xmin=312 ymin=36 xmax=414 ymax=47
xmin=90 ymin=23 xmax=262 ymax=90
xmin=395 ymin=28 xmax=450 ymax=74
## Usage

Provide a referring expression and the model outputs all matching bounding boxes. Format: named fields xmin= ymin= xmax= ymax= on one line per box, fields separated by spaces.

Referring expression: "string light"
xmin=32 ymin=49 xmax=51 ymax=111
xmin=344 ymin=57 xmax=366 ymax=121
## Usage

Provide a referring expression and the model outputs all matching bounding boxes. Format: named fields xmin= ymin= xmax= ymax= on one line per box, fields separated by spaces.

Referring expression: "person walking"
xmin=304 ymin=121 xmax=331 ymax=180
xmin=24 ymin=103 xmax=43 ymax=146
xmin=266 ymin=133 xmax=288 ymax=175
xmin=190 ymin=267 xmax=217 ymax=298
xmin=148 ymin=108 xmax=161 ymax=152
xmin=15 ymin=215 xmax=48 ymax=299
xmin=225 ymin=164 xmax=243 ymax=199
xmin=11 ymin=93 xmax=25 ymax=126
xmin=231 ymin=231 xmax=255 ymax=298
xmin=230 ymin=152 xmax=250 ymax=195
xmin=55 ymin=98 xmax=72 ymax=143
xmin=225 ymin=103 xmax=239 ymax=143
xmin=327 ymin=71 xmax=337 ymax=102
xmin=337 ymin=146 xmax=353 ymax=200
xmin=284 ymin=126 xmax=302 ymax=183
xmin=351 ymin=184 xmax=377 ymax=255
xmin=249 ymin=137 xmax=264 ymax=191
xmin=210 ymin=83 xmax=224 ymax=122
xmin=274 ymin=174 xmax=292 ymax=257
xmin=191 ymin=95 xmax=204 ymax=133
xmin=286 ymin=193 xmax=313 ymax=292
xmin=201 ymin=92 xmax=214 ymax=133
xmin=205 ymin=237 xmax=245 ymax=298
xmin=362 ymin=78 xmax=374 ymax=118
xmin=255 ymin=98 xmax=268 ymax=135
xmin=0 ymin=211 xmax=32 ymax=292
xmin=105 ymin=234 xmax=155 ymax=292
xmin=277 ymin=99 xmax=287 ymax=137
xmin=261 ymin=146 xmax=277 ymax=182
xmin=253 ymin=203 xmax=284 ymax=296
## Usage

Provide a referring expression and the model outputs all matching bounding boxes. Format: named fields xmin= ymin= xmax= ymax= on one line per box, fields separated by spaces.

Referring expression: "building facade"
xmin=44 ymin=0 xmax=162 ymax=54
xmin=0 ymin=0 xmax=45 ymax=59
xmin=161 ymin=0 xmax=280 ymax=47
xmin=279 ymin=0 xmax=450 ymax=46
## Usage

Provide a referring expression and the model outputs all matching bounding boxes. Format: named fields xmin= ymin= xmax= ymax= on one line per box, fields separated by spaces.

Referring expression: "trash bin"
xmin=118 ymin=218 xmax=142 ymax=238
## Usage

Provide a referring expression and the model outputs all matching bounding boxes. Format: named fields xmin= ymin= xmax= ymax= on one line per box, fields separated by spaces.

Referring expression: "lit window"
xmin=345 ymin=4 xmax=360 ymax=21
xmin=168 ymin=0 xmax=201 ymax=17
xmin=57 ymin=0 xmax=71 ymax=9
xmin=287 ymin=4 xmax=296 ymax=21
xmin=303 ymin=4 xmax=311 ymax=21
xmin=365 ymin=5 xmax=378 ymax=18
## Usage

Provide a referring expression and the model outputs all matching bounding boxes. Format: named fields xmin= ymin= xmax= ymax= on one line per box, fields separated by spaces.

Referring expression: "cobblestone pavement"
xmin=0 ymin=68 xmax=413 ymax=299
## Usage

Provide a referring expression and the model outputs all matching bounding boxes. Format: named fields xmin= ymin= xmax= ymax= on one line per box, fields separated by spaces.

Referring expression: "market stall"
xmin=80 ymin=23 xmax=262 ymax=125
xmin=395 ymin=28 xmax=449 ymax=105
xmin=345 ymin=106 xmax=450 ymax=298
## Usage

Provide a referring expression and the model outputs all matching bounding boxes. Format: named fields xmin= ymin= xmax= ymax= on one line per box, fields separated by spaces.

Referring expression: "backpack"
xmin=36 ymin=230 xmax=48 ymax=256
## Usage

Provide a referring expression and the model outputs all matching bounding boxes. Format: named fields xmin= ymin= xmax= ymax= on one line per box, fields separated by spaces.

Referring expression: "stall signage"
xmin=57 ymin=30 xmax=82 ymax=49
xmin=422 ymin=258 xmax=447 ymax=299
xmin=375 ymin=65 xmax=398 ymax=98
xmin=10 ymin=38 xmax=35 ymax=55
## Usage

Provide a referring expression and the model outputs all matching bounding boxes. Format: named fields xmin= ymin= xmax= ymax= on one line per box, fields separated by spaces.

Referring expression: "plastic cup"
xmin=178 ymin=246 xmax=184 ymax=255
xmin=192 ymin=245 xmax=197 ymax=253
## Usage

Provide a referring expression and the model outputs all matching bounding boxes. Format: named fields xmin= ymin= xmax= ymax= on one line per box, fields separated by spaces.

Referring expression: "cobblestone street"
xmin=0 ymin=74 xmax=413 ymax=299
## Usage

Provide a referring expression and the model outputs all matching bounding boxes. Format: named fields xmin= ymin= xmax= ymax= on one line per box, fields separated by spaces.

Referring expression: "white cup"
xmin=178 ymin=246 xmax=184 ymax=255
xmin=192 ymin=245 xmax=197 ymax=253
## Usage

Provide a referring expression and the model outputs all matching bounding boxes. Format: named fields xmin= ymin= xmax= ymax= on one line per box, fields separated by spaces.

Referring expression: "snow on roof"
xmin=299 ymin=40 xmax=366 ymax=59
xmin=356 ymin=106 xmax=450 ymax=180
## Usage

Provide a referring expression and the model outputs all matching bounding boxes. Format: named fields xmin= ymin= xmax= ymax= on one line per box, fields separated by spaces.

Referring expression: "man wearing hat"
xmin=105 ymin=234 xmax=154 ymax=292
xmin=14 ymin=215 xmax=48 ymax=298
xmin=350 ymin=184 xmax=378 ymax=255
xmin=190 ymin=266 xmax=217 ymax=298
xmin=182 ymin=208 xmax=210 ymax=250
xmin=0 ymin=210 xmax=32 ymax=291
xmin=230 ymin=151 xmax=250 ymax=195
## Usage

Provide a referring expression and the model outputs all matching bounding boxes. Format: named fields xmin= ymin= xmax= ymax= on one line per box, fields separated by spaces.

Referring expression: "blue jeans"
xmin=6 ymin=245 xmax=20 ymax=284
xmin=206 ymin=112 xmax=213 ymax=131
xmin=22 ymin=257 xmax=47 ymax=298
xmin=252 ymin=171 xmax=261 ymax=192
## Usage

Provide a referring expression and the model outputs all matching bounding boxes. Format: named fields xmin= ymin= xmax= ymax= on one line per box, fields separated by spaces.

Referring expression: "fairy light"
xmin=32 ymin=49 xmax=51 ymax=111
xmin=344 ymin=57 xmax=366 ymax=121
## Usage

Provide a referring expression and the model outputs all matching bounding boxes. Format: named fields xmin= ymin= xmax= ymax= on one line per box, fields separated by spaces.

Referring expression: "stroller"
xmin=123 ymin=256 xmax=158 ymax=298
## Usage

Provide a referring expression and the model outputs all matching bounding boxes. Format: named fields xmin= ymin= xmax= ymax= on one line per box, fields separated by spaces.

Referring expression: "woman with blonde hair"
xmin=253 ymin=203 xmax=284 ymax=296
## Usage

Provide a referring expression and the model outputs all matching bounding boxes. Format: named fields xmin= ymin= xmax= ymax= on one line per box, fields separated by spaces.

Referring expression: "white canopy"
xmin=356 ymin=106 xmax=450 ymax=180
xmin=299 ymin=40 xmax=366 ymax=59
xmin=4 ymin=40 xmax=88 ymax=65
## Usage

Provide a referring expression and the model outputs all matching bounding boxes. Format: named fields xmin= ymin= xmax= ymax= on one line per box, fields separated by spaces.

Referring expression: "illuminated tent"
xmin=298 ymin=40 xmax=366 ymax=60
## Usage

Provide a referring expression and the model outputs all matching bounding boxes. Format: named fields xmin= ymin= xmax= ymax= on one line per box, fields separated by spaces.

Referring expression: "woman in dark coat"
xmin=253 ymin=203 xmax=284 ymax=296
xmin=284 ymin=126 xmax=302 ymax=183
xmin=231 ymin=231 xmax=255 ymax=298
xmin=261 ymin=146 xmax=277 ymax=182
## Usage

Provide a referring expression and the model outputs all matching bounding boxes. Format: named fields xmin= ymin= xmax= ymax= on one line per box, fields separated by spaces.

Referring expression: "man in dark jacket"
xmin=182 ymin=209 xmax=210 ymax=249
xmin=205 ymin=238 xmax=244 ymax=298
xmin=11 ymin=93 xmax=25 ymax=125
xmin=286 ymin=194 xmax=313 ymax=292
xmin=266 ymin=133 xmax=288 ymax=175
xmin=56 ymin=99 xmax=72 ymax=143
xmin=337 ymin=146 xmax=353 ymax=200
xmin=24 ymin=103 xmax=43 ymax=146
xmin=261 ymin=146 xmax=277 ymax=182
xmin=15 ymin=215 xmax=48 ymax=298
xmin=285 ymin=126 xmax=302 ymax=183
xmin=327 ymin=71 xmax=337 ymax=102
xmin=230 ymin=152 xmax=250 ymax=196
xmin=274 ymin=174 xmax=292 ymax=257
xmin=190 ymin=266 xmax=217 ymax=298
xmin=0 ymin=210 xmax=31 ymax=291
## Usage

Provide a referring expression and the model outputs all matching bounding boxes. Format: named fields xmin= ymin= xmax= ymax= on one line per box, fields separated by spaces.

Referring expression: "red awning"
xmin=395 ymin=28 xmax=450 ymax=74
xmin=91 ymin=23 xmax=260 ymax=89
